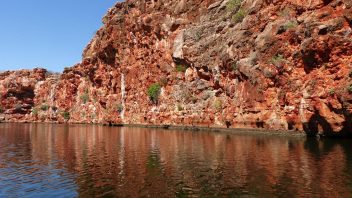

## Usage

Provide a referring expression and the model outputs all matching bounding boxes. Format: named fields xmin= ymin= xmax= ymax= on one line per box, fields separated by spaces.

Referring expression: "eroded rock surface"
xmin=1 ymin=0 xmax=351 ymax=136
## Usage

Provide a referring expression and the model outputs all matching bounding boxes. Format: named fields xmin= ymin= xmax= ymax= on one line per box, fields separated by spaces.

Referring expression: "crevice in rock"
xmin=344 ymin=16 xmax=352 ymax=28
xmin=173 ymin=58 xmax=192 ymax=69
xmin=6 ymin=87 xmax=35 ymax=101
xmin=323 ymin=0 xmax=333 ymax=5
xmin=318 ymin=27 xmax=328 ymax=35
xmin=141 ymin=24 xmax=153 ymax=34
xmin=302 ymin=48 xmax=331 ymax=73
xmin=256 ymin=119 xmax=264 ymax=128
xmin=94 ymin=78 xmax=103 ymax=87
xmin=100 ymin=101 xmax=107 ymax=109
xmin=287 ymin=121 xmax=295 ymax=130
xmin=98 ymin=44 xmax=117 ymax=65
xmin=170 ymin=24 xmax=180 ymax=32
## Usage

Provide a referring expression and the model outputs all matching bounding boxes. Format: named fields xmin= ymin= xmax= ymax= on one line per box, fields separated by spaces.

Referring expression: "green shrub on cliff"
xmin=283 ymin=21 xmax=297 ymax=30
xmin=348 ymin=84 xmax=352 ymax=93
xmin=40 ymin=104 xmax=49 ymax=111
xmin=32 ymin=108 xmax=38 ymax=116
xmin=270 ymin=54 xmax=285 ymax=67
xmin=80 ymin=93 xmax=89 ymax=104
xmin=232 ymin=9 xmax=246 ymax=23
xmin=0 ymin=106 xmax=3 ymax=113
xmin=232 ymin=62 xmax=238 ymax=71
xmin=226 ymin=0 xmax=242 ymax=11
xmin=194 ymin=30 xmax=203 ymax=41
xmin=329 ymin=88 xmax=335 ymax=96
xmin=213 ymin=99 xmax=223 ymax=111
xmin=62 ymin=111 xmax=70 ymax=120
xmin=147 ymin=83 xmax=161 ymax=104
xmin=227 ymin=0 xmax=246 ymax=23
xmin=117 ymin=103 xmax=123 ymax=113
xmin=177 ymin=104 xmax=184 ymax=111
xmin=176 ymin=64 xmax=187 ymax=72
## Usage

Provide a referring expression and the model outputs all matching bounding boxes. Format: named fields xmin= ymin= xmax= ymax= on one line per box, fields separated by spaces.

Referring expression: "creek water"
xmin=0 ymin=123 xmax=351 ymax=197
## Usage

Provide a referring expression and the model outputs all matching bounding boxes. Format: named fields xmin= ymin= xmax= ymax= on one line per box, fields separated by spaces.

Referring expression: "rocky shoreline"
xmin=0 ymin=120 xmax=307 ymax=138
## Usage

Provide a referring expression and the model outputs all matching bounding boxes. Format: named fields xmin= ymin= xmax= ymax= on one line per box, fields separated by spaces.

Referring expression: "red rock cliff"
xmin=1 ymin=0 xmax=352 ymax=136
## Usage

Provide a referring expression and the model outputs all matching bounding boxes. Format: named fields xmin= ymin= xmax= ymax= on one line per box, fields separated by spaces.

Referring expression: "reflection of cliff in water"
xmin=0 ymin=123 xmax=352 ymax=197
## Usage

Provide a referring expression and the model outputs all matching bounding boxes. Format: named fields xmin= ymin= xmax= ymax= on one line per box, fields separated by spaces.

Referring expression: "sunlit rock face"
xmin=1 ymin=0 xmax=352 ymax=136
xmin=0 ymin=68 xmax=47 ymax=121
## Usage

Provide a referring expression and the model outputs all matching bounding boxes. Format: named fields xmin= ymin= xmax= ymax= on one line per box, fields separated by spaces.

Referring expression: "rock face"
xmin=0 ymin=68 xmax=48 ymax=121
xmin=1 ymin=0 xmax=352 ymax=136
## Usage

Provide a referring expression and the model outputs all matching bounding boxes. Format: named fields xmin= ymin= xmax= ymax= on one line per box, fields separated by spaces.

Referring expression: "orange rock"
xmin=0 ymin=0 xmax=351 ymax=136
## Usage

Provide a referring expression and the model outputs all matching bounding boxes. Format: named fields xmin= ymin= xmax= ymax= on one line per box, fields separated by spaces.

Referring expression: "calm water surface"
xmin=0 ymin=123 xmax=352 ymax=197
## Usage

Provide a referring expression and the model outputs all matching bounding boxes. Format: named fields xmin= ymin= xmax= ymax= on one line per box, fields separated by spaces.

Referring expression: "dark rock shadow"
xmin=303 ymin=110 xmax=333 ymax=137
xmin=303 ymin=110 xmax=352 ymax=138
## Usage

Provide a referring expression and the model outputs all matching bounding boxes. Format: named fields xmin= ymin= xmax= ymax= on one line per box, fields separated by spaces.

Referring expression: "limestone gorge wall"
xmin=1 ymin=0 xmax=352 ymax=136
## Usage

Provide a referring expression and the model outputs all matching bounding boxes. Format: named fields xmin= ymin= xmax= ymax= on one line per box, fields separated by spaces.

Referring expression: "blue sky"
xmin=0 ymin=0 xmax=120 ymax=72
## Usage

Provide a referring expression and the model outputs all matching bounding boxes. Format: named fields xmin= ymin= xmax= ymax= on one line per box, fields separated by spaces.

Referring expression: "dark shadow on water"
xmin=305 ymin=137 xmax=352 ymax=167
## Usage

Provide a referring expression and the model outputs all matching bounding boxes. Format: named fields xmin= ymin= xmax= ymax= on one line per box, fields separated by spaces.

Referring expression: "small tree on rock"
xmin=147 ymin=83 xmax=161 ymax=104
